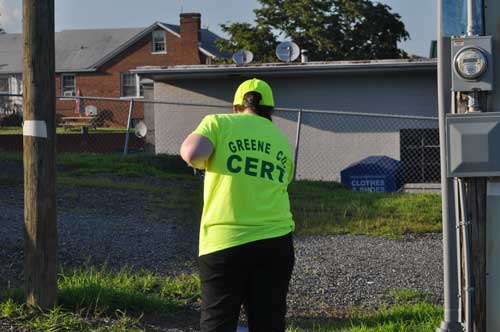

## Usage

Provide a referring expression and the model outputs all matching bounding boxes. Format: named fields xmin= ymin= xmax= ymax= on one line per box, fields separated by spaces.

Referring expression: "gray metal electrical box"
xmin=447 ymin=112 xmax=500 ymax=177
xmin=451 ymin=36 xmax=493 ymax=92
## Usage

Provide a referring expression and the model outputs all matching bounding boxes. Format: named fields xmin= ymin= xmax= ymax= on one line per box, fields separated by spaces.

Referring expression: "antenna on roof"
xmin=233 ymin=50 xmax=254 ymax=65
xmin=276 ymin=41 xmax=300 ymax=63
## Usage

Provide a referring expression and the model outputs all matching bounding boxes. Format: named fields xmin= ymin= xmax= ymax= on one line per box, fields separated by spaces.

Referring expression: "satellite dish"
xmin=85 ymin=105 xmax=97 ymax=116
xmin=135 ymin=121 xmax=148 ymax=138
xmin=232 ymin=50 xmax=254 ymax=65
xmin=276 ymin=41 xmax=300 ymax=63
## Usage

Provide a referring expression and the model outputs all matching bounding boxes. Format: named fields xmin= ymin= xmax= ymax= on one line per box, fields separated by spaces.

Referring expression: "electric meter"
xmin=451 ymin=36 xmax=493 ymax=92
xmin=454 ymin=47 xmax=488 ymax=80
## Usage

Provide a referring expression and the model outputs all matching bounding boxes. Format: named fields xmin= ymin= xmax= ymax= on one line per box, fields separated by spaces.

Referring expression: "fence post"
xmin=293 ymin=109 xmax=303 ymax=181
xmin=123 ymin=99 xmax=134 ymax=156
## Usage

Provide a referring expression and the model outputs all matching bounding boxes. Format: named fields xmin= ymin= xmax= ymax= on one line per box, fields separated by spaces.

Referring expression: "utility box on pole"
xmin=451 ymin=36 xmax=493 ymax=92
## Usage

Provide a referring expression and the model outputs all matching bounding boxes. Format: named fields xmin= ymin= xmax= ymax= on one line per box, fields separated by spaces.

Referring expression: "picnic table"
xmin=60 ymin=116 xmax=99 ymax=133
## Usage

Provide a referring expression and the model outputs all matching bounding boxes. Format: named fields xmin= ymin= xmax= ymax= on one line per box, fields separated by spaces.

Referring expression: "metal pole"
xmin=293 ymin=109 xmax=302 ymax=181
xmin=437 ymin=1 xmax=462 ymax=331
xmin=123 ymin=99 xmax=134 ymax=156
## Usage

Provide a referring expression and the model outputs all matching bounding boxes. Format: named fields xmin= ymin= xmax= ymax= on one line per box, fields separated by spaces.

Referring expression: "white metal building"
xmin=135 ymin=59 xmax=438 ymax=181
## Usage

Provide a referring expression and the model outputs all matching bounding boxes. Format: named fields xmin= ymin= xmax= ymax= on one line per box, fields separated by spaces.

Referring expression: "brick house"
xmin=0 ymin=13 xmax=229 ymax=123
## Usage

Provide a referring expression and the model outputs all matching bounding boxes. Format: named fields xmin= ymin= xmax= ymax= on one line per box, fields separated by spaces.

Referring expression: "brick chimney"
xmin=180 ymin=13 xmax=201 ymax=64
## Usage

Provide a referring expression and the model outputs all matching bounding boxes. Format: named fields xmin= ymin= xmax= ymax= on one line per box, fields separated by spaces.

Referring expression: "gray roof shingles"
xmin=0 ymin=23 xmax=228 ymax=74
xmin=0 ymin=33 xmax=22 ymax=74
xmin=55 ymin=28 xmax=144 ymax=71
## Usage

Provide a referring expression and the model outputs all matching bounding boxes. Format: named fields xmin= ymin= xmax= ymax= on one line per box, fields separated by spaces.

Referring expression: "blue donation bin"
xmin=341 ymin=156 xmax=404 ymax=193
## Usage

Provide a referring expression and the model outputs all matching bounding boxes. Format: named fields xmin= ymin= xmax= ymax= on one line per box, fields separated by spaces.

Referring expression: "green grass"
xmin=53 ymin=153 xmax=442 ymax=237
xmin=57 ymin=153 xmax=192 ymax=178
xmin=289 ymin=181 xmax=442 ymax=238
xmin=287 ymin=289 xmax=443 ymax=332
xmin=2 ymin=266 xmax=200 ymax=316
xmin=287 ymin=303 xmax=442 ymax=332
xmin=0 ymin=300 xmax=143 ymax=332
xmin=0 ymin=151 xmax=22 ymax=162
xmin=0 ymin=152 xmax=442 ymax=237
xmin=0 ymin=266 xmax=201 ymax=332
xmin=1 ymin=276 xmax=442 ymax=332
xmin=386 ymin=289 xmax=430 ymax=304
xmin=56 ymin=266 xmax=200 ymax=315
xmin=0 ymin=126 xmax=132 ymax=135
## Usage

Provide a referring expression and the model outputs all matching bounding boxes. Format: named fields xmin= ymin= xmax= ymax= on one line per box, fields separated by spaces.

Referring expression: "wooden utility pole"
xmin=461 ymin=178 xmax=487 ymax=332
xmin=23 ymin=0 xmax=57 ymax=309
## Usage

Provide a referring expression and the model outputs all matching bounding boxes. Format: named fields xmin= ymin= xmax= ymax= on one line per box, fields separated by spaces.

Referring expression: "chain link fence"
xmin=0 ymin=94 xmax=143 ymax=154
xmin=0 ymin=94 xmax=440 ymax=191
xmin=150 ymin=100 xmax=440 ymax=192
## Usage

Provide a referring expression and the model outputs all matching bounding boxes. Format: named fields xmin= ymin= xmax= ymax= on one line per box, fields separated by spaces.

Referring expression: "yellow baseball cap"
xmin=233 ymin=78 xmax=275 ymax=107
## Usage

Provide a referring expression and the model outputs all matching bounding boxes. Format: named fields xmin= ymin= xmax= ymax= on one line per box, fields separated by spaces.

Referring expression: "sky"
xmin=0 ymin=0 xmax=437 ymax=57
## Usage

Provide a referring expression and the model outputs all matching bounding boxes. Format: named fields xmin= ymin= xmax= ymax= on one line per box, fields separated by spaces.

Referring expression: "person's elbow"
xmin=180 ymin=143 xmax=195 ymax=164
xmin=180 ymin=134 xmax=214 ymax=168
xmin=180 ymin=141 xmax=199 ymax=166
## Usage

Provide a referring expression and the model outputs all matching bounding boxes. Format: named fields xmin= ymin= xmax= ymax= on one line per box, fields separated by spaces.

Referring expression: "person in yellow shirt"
xmin=181 ymin=78 xmax=295 ymax=332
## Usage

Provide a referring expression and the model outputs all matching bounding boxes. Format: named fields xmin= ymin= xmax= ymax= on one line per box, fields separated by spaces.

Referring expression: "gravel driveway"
xmin=0 ymin=161 xmax=444 ymax=326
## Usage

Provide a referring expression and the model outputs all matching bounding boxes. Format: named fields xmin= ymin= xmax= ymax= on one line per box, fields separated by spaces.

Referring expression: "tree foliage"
xmin=217 ymin=0 xmax=409 ymax=62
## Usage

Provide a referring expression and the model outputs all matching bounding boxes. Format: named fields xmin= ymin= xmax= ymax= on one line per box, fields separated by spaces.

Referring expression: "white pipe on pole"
xmin=459 ymin=179 xmax=473 ymax=332
xmin=467 ymin=0 xmax=478 ymax=36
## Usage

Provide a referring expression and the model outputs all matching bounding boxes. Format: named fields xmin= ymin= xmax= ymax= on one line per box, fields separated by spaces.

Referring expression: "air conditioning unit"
xmin=63 ymin=90 xmax=75 ymax=97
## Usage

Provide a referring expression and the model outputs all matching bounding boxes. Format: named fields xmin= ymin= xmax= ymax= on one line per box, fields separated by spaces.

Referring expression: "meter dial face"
xmin=455 ymin=47 xmax=488 ymax=80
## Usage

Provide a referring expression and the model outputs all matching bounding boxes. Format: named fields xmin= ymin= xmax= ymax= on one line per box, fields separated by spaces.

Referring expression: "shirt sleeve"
xmin=192 ymin=115 xmax=218 ymax=148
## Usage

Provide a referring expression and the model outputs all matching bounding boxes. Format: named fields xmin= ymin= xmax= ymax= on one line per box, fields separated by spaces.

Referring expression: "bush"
xmin=0 ymin=113 xmax=22 ymax=127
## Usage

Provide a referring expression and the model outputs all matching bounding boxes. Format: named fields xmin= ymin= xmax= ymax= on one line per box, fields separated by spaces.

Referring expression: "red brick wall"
xmin=55 ymin=22 xmax=206 ymax=126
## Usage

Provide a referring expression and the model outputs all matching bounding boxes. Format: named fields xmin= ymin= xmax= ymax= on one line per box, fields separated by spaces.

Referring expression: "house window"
xmin=152 ymin=30 xmax=166 ymax=53
xmin=0 ymin=76 xmax=9 ymax=93
xmin=121 ymin=73 xmax=143 ymax=98
xmin=61 ymin=74 xmax=76 ymax=97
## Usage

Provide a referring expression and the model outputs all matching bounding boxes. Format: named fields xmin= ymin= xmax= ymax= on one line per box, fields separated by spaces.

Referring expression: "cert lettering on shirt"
xmin=226 ymin=138 xmax=288 ymax=183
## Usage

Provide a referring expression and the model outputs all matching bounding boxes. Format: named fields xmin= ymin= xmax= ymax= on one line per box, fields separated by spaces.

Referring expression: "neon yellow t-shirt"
xmin=192 ymin=113 xmax=295 ymax=256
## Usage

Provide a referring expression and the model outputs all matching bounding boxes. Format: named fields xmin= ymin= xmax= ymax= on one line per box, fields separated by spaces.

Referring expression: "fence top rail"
xmin=0 ymin=94 xmax=439 ymax=121
xmin=142 ymin=99 xmax=439 ymax=121
xmin=0 ymin=93 xmax=22 ymax=97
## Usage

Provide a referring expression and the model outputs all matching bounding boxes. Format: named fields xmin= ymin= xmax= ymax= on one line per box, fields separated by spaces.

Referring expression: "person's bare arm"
xmin=180 ymin=134 xmax=214 ymax=169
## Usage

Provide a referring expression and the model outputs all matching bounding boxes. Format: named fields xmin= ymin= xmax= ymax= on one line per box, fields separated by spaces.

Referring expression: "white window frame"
xmin=151 ymin=30 xmax=167 ymax=54
xmin=120 ymin=73 xmax=143 ymax=99
xmin=14 ymin=75 xmax=22 ymax=94
xmin=61 ymin=73 xmax=76 ymax=97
